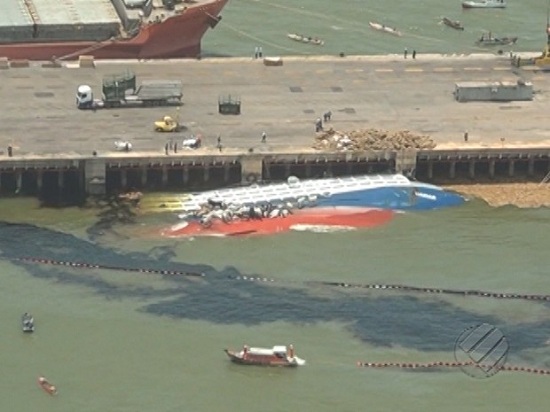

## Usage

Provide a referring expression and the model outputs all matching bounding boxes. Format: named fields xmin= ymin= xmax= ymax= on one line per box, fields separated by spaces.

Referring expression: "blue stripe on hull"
xmin=316 ymin=186 xmax=465 ymax=211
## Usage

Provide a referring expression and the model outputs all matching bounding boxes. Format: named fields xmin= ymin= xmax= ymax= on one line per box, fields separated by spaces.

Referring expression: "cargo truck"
xmin=76 ymin=71 xmax=183 ymax=109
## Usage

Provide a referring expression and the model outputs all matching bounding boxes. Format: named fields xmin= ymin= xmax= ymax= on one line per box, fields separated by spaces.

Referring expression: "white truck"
xmin=76 ymin=71 xmax=183 ymax=109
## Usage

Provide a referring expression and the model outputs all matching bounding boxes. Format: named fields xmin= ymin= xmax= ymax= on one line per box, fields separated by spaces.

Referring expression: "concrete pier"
xmin=240 ymin=155 xmax=263 ymax=184
xmin=85 ymin=158 xmax=107 ymax=196
xmin=0 ymin=148 xmax=549 ymax=200
xmin=0 ymin=55 xmax=550 ymax=201
xmin=415 ymin=148 xmax=550 ymax=181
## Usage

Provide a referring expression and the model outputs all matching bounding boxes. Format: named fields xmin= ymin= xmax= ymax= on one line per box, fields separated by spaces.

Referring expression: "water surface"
xmin=1 ymin=196 xmax=549 ymax=411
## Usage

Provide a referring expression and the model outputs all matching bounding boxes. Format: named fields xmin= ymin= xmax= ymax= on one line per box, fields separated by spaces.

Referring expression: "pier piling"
xmin=0 ymin=148 xmax=548 ymax=202
xmin=241 ymin=155 xmax=263 ymax=184
xmin=489 ymin=159 xmax=495 ymax=178
xmin=183 ymin=164 xmax=189 ymax=184
xmin=449 ymin=161 xmax=456 ymax=179
xmin=528 ymin=158 xmax=535 ymax=176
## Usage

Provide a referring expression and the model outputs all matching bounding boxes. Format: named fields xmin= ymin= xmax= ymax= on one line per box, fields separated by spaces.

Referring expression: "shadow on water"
xmin=86 ymin=195 xmax=140 ymax=242
xmin=1 ymin=221 xmax=549 ymax=356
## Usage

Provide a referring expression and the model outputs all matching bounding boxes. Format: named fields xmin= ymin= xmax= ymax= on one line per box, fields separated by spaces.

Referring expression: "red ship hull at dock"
xmin=0 ymin=0 xmax=228 ymax=61
xmin=164 ymin=207 xmax=395 ymax=238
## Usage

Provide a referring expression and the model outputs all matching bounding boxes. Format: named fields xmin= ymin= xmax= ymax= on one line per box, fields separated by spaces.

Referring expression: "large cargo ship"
xmin=0 ymin=0 xmax=228 ymax=61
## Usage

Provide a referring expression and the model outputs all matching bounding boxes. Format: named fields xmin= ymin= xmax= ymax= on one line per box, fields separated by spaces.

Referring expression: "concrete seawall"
xmin=2 ymin=53 xmax=550 ymax=203
xmin=1 ymin=148 xmax=549 ymax=200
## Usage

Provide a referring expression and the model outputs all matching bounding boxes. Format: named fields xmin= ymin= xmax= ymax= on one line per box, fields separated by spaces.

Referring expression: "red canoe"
xmin=163 ymin=207 xmax=394 ymax=238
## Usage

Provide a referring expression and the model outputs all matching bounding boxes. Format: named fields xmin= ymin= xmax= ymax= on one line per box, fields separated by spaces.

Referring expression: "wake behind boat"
xmin=287 ymin=33 xmax=324 ymax=45
xmin=368 ymin=22 xmax=402 ymax=37
xmin=462 ymin=0 xmax=506 ymax=8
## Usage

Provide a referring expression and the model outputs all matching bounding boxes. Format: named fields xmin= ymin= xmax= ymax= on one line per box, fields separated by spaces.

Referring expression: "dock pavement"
xmin=1 ymin=53 xmax=550 ymax=160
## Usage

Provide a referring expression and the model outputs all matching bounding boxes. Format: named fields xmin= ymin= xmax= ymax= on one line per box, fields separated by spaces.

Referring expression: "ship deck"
xmin=2 ymin=0 xmax=33 ymax=27
xmin=1 ymin=0 xmax=120 ymax=26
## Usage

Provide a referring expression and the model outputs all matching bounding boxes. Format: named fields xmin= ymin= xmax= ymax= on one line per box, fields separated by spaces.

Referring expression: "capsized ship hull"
xmin=0 ymin=0 xmax=228 ymax=61
xmin=178 ymin=174 xmax=466 ymax=213
xmin=162 ymin=175 xmax=464 ymax=238
xmin=164 ymin=207 xmax=394 ymax=237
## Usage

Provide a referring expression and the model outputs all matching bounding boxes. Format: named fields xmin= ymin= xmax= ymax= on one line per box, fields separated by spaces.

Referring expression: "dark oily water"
xmin=0 ymin=199 xmax=549 ymax=411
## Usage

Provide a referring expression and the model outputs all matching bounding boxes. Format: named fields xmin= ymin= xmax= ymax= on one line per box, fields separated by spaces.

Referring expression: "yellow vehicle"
xmin=511 ymin=25 xmax=550 ymax=70
xmin=511 ymin=45 xmax=550 ymax=70
xmin=154 ymin=116 xmax=181 ymax=132
xmin=532 ymin=44 xmax=550 ymax=69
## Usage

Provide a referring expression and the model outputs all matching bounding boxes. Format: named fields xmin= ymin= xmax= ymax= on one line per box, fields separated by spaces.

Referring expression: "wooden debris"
xmin=443 ymin=183 xmax=550 ymax=208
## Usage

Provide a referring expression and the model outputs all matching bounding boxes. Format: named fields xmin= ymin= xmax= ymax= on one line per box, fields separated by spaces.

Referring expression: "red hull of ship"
xmin=0 ymin=0 xmax=228 ymax=60
xmin=163 ymin=207 xmax=394 ymax=238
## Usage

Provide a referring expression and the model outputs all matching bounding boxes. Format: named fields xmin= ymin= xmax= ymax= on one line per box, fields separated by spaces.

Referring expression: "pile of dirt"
xmin=313 ymin=128 xmax=437 ymax=151
xmin=443 ymin=183 xmax=550 ymax=208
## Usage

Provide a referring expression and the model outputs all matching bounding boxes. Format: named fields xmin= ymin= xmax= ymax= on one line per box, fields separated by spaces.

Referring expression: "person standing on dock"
xmin=217 ymin=134 xmax=223 ymax=152
xmin=258 ymin=47 xmax=263 ymax=58
xmin=412 ymin=50 xmax=416 ymax=59
xmin=165 ymin=143 xmax=169 ymax=155
xmin=261 ymin=131 xmax=267 ymax=143
xmin=315 ymin=118 xmax=323 ymax=132
xmin=254 ymin=46 xmax=259 ymax=59
xmin=404 ymin=47 xmax=408 ymax=59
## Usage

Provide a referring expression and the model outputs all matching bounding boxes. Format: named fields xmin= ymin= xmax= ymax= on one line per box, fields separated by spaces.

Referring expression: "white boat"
xmin=442 ymin=17 xmax=465 ymax=31
xmin=225 ymin=344 xmax=306 ymax=367
xmin=475 ymin=33 xmax=518 ymax=46
xmin=287 ymin=33 xmax=324 ymax=46
xmin=175 ymin=174 xmax=465 ymax=214
xmin=462 ymin=0 xmax=506 ymax=8
xmin=368 ymin=22 xmax=402 ymax=37
xmin=22 ymin=313 xmax=34 ymax=333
